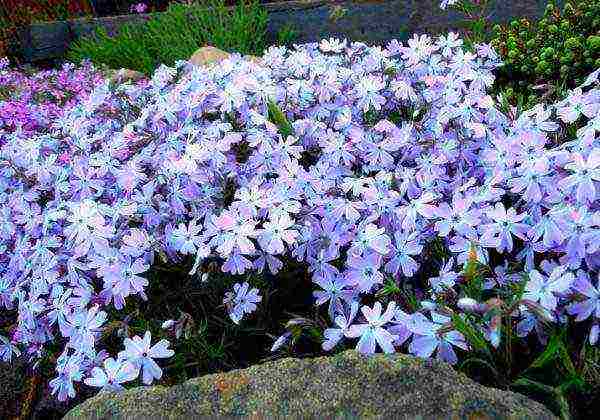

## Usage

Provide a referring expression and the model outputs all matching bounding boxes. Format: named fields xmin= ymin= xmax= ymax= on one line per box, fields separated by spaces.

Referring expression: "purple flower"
xmin=130 ymin=2 xmax=147 ymax=14
xmin=523 ymin=266 xmax=574 ymax=311
xmin=449 ymin=235 xmax=489 ymax=267
xmin=530 ymin=213 xmax=566 ymax=249
xmin=322 ymin=301 xmax=359 ymax=351
xmin=434 ymin=194 xmax=480 ymax=238
xmin=345 ymin=252 xmax=384 ymax=293
xmin=439 ymin=0 xmax=459 ymax=10
xmin=509 ymin=165 xmax=551 ymax=203
xmin=67 ymin=305 xmax=107 ymax=355
xmin=387 ymin=308 xmax=414 ymax=346
xmin=408 ymin=313 xmax=468 ymax=364
xmin=119 ymin=331 xmax=174 ymax=385
xmin=223 ymin=282 xmax=262 ymax=324
xmin=84 ymin=357 xmax=137 ymax=392
xmin=319 ymin=38 xmax=347 ymax=53
xmin=557 ymin=88 xmax=599 ymax=122
xmin=567 ymin=271 xmax=600 ymax=322
xmin=558 ymin=150 xmax=600 ymax=204
xmin=50 ymin=352 xmax=84 ymax=401
xmin=103 ymin=257 xmax=149 ymax=309
xmin=313 ymin=274 xmax=355 ymax=319
xmin=253 ymin=251 xmax=284 ymax=274
xmin=3 ymin=34 xmax=600 ymax=402
xmin=170 ymin=219 xmax=206 ymax=255
xmin=258 ymin=214 xmax=299 ymax=255
xmin=429 ymin=259 xmax=459 ymax=292
xmin=480 ymin=203 xmax=529 ymax=253
xmin=347 ymin=302 xmax=398 ymax=354
xmin=211 ymin=210 xmax=257 ymax=257
xmin=396 ymin=192 xmax=437 ymax=232
xmin=0 ymin=335 xmax=20 ymax=362
xmin=222 ymin=252 xmax=254 ymax=275
xmin=384 ymin=230 xmax=423 ymax=277
xmin=352 ymin=223 xmax=391 ymax=255
xmin=354 ymin=75 xmax=386 ymax=112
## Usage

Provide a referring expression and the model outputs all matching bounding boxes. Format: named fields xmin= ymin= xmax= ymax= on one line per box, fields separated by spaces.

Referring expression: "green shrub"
xmin=492 ymin=0 xmax=600 ymax=106
xmin=67 ymin=0 xmax=268 ymax=74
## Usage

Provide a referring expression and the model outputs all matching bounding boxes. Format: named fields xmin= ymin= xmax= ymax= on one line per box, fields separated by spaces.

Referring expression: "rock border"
xmin=15 ymin=0 xmax=550 ymax=63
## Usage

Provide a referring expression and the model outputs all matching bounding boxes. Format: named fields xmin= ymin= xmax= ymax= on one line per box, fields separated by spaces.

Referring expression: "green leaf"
xmin=376 ymin=277 xmax=401 ymax=298
xmin=511 ymin=377 xmax=571 ymax=420
xmin=267 ymin=100 xmax=294 ymax=137
xmin=459 ymin=356 xmax=500 ymax=381
xmin=528 ymin=333 xmax=562 ymax=371
xmin=526 ymin=330 xmax=576 ymax=376
xmin=451 ymin=312 xmax=492 ymax=356
xmin=556 ymin=376 xmax=586 ymax=394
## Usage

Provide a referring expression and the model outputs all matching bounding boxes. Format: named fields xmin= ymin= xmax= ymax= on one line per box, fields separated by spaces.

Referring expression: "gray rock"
xmin=65 ymin=350 xmax=555 ymax=419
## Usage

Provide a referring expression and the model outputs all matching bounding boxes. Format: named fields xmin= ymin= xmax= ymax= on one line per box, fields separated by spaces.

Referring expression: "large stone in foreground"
xmin=65 ymin=350 xmax=554 ymax=419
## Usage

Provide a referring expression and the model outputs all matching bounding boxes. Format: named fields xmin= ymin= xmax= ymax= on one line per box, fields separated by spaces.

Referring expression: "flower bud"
xmin=457 ymin=297 xmax=480 ymax=312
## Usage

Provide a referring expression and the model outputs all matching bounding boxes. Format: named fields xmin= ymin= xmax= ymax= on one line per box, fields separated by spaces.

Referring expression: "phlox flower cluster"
xmin=0 ymin=31 xmax=599 ymax=401
xmin=0 ymin=58 xmax=104 ymax=134
xmin=130 ymin=2 xmax=148 ymax=14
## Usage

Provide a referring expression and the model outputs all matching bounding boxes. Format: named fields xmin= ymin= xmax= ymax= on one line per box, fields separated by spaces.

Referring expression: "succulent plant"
xmin=492 ymin=0 xmax=600 ymax=105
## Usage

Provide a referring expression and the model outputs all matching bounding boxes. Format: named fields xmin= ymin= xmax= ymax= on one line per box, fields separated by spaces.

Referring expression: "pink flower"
xmin=131 ymin=2 xmax=148 ymax=14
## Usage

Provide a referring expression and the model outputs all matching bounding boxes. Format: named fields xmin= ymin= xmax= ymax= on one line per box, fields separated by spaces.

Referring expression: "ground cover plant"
xmin=0 ymin=58 xmax=104 ymax=133
xmin=2 ymin=12 xmax=600 ymax=420
xmin=67 ymin=0 xmax=268 ymax=75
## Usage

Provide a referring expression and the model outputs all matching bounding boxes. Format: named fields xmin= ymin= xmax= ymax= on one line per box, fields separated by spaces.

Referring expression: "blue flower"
xmin=84 ymin=357 xmax=137 ymax=392
xmin=223 ymin=282 xmax=262 ymax=324
xmin=347 ymin=302 xmax=398 ymax=354
xmin=119 ymin=331 xmax=174 ymax=385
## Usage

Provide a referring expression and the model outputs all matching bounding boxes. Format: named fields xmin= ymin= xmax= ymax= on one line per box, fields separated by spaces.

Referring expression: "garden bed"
xmin=2 ymin=1 xmax=599 ymax=420
xmin=15 ymin=0 xmax=551 ymax=63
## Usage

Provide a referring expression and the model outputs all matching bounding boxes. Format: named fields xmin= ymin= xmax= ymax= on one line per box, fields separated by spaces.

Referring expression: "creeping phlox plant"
xmin=0 ymin=58 xmax=104 ymax=134
xmin=0 ymin=31 xmax=599 ymax=401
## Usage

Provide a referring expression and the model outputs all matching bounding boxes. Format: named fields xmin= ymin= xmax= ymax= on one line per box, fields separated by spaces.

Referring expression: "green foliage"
xmin=443 ymin=0 xmax=495 ymax=46
xmin=376 ymin=277 xmax=402 ymax=298
xmin=267 ymin=99 xmax=294 ymax=137
xmin=276 ymin=23 xmax=299 ymax=47
xmin=455 ymin=314 xmax=590 ymax=418
xmin=510 ymin=329 xmax=588 ymax=420
xmin=450 ymin=257 xmax=596 ymax=419
xmin=461 ymin=246 xmax=487 ymax=301
xmin=452 ymin=313 xmax=492 ymax=356
xmin=492 ymin=0 xmax=600 ymax=106
xmin=67 ymin=0 xmax=268 ymax=74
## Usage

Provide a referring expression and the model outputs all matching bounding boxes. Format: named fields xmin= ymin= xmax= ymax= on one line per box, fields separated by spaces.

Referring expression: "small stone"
xmin=108 ymin=68 xmax=146 ymax=84
xmin=188 ymin=46 xmax=231 ymax=67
